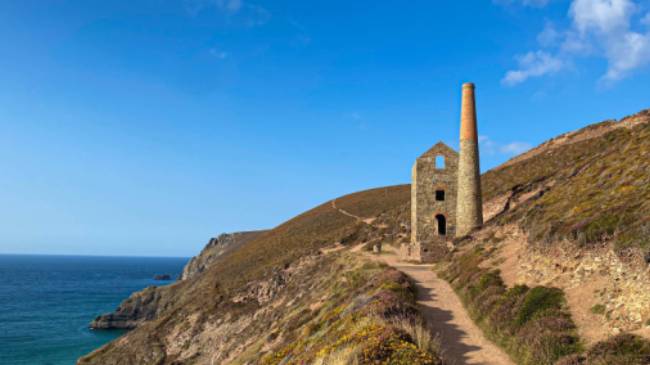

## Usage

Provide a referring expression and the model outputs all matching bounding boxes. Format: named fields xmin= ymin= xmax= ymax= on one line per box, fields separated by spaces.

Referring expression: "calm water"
xmin=0 ymin=254 xmax=187 ymax=365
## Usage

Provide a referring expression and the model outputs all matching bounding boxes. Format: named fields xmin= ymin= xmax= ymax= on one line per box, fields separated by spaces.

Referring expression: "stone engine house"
xmin=409 ymin=143 xmax=458 ymax=262
xmin=402 ymin=82 xmax=483 ymax=263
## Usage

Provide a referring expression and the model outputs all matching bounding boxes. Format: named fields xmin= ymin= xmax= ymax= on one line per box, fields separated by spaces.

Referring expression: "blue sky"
xmin=1 ymin=0 xmax=649 ymax=257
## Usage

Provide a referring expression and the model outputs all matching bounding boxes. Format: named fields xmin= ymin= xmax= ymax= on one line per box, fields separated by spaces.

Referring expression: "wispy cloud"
xmin=479 ymin=136 xmax=532 ymax=156
xmin=502 ymin=51 xmax=564 ymax=85
xmin=185 ymin=0 xmax=271 ymax=27
xmin=537 ymin=21 xmax=561 ymax=47
xmin=343 ymin=112 xmax=369 ymax=130
xmin=209 ymin=48 xmax=229 ymax=59
xmin=643 ymin=12 xmax=650 ymax=26
xmin=502 ymin=0 xmax=650 ymax=85
xmin=500 ymin=141 xmax=533 ymax=154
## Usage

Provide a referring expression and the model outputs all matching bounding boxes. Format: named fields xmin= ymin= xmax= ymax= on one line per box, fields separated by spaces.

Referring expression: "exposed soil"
xmin=333 ymin=195 xmax=514 ymax=364
xmin=366 ymin=246 xmax=514 ymax=365
xmin=488 ymin=225 xmax=650 ymax=345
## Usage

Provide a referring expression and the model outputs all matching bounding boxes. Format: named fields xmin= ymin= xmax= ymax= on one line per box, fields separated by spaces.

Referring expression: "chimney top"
xmin=460 ymin=83 xmax=477 ymax=141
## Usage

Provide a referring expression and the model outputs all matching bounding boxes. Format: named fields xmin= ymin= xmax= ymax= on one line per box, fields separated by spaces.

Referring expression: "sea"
xmin=0 ymin=254 xmax=188 ymax=365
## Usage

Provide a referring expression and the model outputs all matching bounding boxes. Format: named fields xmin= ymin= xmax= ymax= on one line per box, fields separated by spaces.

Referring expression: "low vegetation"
xmin=252 ymin=256 xmax=443 ymax=365
xmin=484 ymin=112 xmax=650 ymax=254
xmin=557 ymin=334 xmax=650 ymax=365
xmin=439 ymin=241 xmax=650 ymax=365
xmin=590 ymin=304 xmax=606 ymax=316
xmin=81 ymin=109 xmax=650 ymax=364
xmin=439 ymin=247 xmax=581 ymax=365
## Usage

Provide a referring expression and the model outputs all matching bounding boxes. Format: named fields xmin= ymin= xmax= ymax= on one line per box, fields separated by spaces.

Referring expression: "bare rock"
xmin=181 ymin=231 xmax=267 ymax=281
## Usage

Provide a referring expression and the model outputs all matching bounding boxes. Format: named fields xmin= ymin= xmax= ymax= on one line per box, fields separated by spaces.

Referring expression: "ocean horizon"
xmin=0 ymin=254 xmax=188 ymax=365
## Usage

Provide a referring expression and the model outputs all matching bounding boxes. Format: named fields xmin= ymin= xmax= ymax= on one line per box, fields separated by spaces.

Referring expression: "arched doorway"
xmin=435 ymin=214 xmax=446 ymax=236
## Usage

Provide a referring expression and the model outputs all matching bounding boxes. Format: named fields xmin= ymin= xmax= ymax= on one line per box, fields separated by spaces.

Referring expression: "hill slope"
xmin=80 ymin=109 xmax=650 ymax=364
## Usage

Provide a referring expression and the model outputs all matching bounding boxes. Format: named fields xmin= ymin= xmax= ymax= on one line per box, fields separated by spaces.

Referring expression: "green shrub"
xmin=440 ymin=249 xmax=581 ymax=365
xmin=261 ymin=258 xmax=443 ymax=365
xmin=514 ymin=287 xmax=566 ymax=327
xmin=557 ymin=334 xmax=650 ymax=365
xmin=590 ymin=304 xmax=606 ymax=315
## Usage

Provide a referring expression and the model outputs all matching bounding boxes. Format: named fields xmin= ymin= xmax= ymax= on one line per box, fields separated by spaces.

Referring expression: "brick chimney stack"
xmin=456 ymin=83 xmax=483 ymax=237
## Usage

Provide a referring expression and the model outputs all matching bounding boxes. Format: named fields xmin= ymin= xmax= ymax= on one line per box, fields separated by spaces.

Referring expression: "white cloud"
xmin=560 ymin=30 xmax=594 ymax=53
xmin=570 ymin=0 xmax=635 ymax=34
xmin=500 ymin=141 xmax=533 ymax=154
xmin=602 ymin=31 xmax=650 ymax=81
xmin=502 ymin=0 xmax=650 ymax=85
xmin=538 ymin=21 xmax=561 ymax=47
xmin=479 ymin=136 xmax=532 ymax=156
xmin=502 ymin=51 xmax=564 ymax=85
xmin=569 ymin=0 xmax=650 ymax=82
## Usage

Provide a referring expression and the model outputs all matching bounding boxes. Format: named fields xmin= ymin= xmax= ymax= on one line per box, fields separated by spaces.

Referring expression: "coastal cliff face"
xmin=90 ymin=285 xmax=177 ymax=330
xmin=90 ymin=230 xmax=268 ymax=330
xmin=180 ymin=231 xmax=267 ymax=280
xmin=79 ymin=186 xmax=437 ymax=364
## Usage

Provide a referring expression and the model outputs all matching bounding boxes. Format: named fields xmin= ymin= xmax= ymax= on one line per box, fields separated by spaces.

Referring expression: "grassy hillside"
xmin=80 ymin=253 xmax=444 ymax=364
xmin=439 ymin=246 xmax=581 ymax=365
xmin=79 ymin=186 xmax=413 ymax=364
xmin=80 ymin=109 xmax=650 ymax=364
xmin=484 ymin=110 xmax=650 ymax=255
xmin=254 ymin=255 xmax=442 ymax=365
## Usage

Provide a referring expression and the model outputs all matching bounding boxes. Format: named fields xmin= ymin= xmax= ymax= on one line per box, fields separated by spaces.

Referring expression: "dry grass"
xmin=484 ymin=113 xmax=650 ymax=255
xmin=391 ymin=318 xmax=442 ymax=357
xmin=81 ymin=109 xmax=650 ymax=364
xmin=314 ymin=346 xmax=361 ymax=365
xmin=258 ymin=255 xmax=443 ymax=365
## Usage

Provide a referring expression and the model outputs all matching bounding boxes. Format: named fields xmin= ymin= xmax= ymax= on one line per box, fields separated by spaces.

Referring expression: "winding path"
xmin=375 ymin=251 xmax=514 ymax=365
xmin=331 ymin=199 xmax=514 ymax=365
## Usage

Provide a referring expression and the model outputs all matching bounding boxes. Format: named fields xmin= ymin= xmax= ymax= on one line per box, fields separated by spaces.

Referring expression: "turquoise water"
xmin=0 ymin=254 xmax=187 ymax=365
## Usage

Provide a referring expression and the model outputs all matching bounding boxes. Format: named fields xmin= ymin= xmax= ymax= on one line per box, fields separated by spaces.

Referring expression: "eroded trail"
xmin=375 ymin=251 xmax=514 ymax=365
xmin=330 ymin=200 xmax=513 ymax=364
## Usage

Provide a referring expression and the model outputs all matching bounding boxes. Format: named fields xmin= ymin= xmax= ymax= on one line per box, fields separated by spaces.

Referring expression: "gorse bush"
xmin=556 ymin=334 xmax=650 ymax=365
xmin=440 ymin=247 xmax=582 ymax=365
xmin=260 ymin=255 xmax=443 ymax=365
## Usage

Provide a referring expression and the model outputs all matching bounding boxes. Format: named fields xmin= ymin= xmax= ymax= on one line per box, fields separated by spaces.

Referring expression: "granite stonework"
xmin=456 ymin=83 xmax=483 ymax=237
xmin=404 ymin=142 xmax=458 ymax=262
xmin=401 ymin=83 xmax=483 ymax=263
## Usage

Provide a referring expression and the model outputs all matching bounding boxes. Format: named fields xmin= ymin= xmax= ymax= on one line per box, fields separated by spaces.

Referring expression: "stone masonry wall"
xmin=456 ymin=83 xmax=483 ymax=237
xmin=410 ymin=142 xmax=458 ymax=262
xmin=456 ymin=139 xmax=483 ymax=236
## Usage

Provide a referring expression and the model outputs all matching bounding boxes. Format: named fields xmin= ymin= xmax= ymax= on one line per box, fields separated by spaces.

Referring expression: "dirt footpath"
xmin=372 ymin=250 xmax=514 ymax=365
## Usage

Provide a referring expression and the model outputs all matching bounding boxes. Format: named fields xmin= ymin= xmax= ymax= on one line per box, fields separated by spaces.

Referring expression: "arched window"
xmin=435 ymin=155 xmax=445 ymax=169
xmin=435 ymin=214 xmax=446 ymax=236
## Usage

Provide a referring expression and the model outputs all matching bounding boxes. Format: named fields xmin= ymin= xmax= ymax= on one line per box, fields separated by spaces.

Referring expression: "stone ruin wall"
xmin=407 ymin=143 xmax=458 ymax=262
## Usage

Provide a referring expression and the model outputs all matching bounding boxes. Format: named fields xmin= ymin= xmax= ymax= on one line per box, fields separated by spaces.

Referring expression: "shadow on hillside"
xmin=407 ymin=266 xmax=487 ymax=365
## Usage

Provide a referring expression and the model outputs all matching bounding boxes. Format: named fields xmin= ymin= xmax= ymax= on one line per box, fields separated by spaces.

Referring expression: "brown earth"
xmin=367 ymin=246 xmax=514 ymax=365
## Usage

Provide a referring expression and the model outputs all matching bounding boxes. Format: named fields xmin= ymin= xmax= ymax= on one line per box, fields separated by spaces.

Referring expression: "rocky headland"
xmin=89 ymin=230 xmax=267 ymax=330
